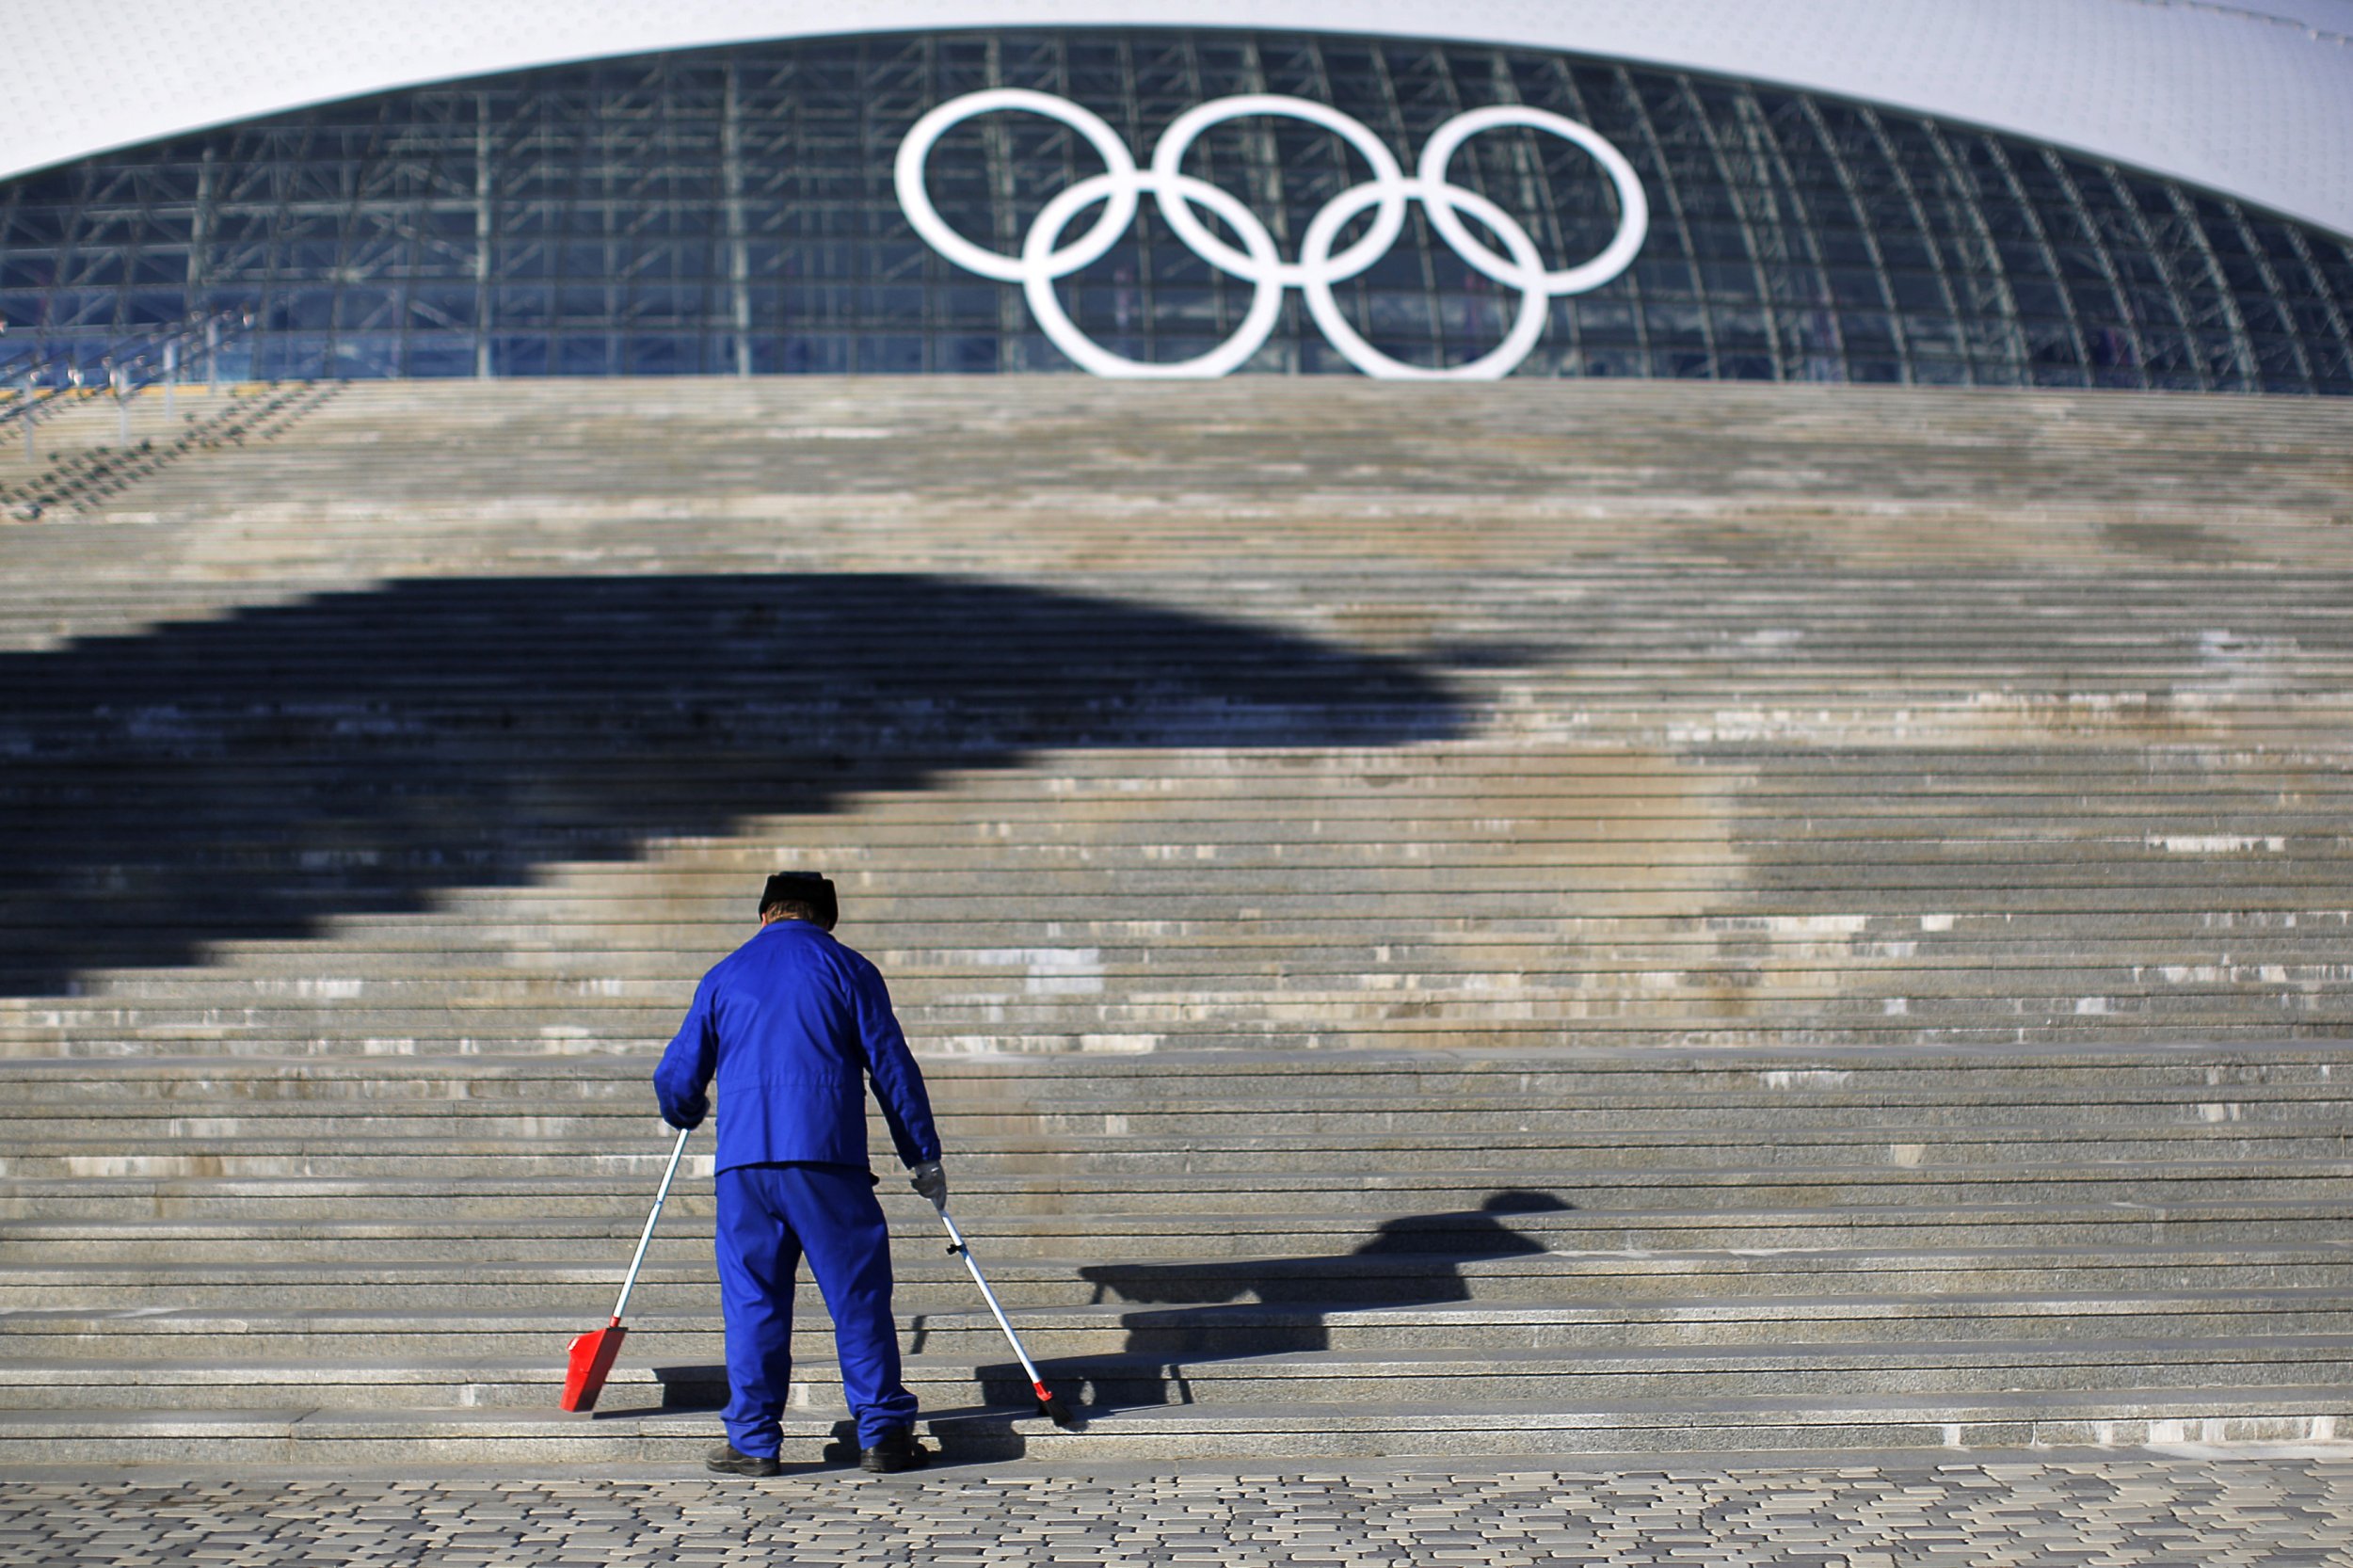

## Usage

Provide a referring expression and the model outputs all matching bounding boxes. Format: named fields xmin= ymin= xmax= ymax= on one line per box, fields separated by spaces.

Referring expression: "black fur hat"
xmin=760 ymin=871 xmax=838 ymax=930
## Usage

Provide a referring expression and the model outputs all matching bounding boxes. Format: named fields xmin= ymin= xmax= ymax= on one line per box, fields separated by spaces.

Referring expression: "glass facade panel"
xmin=1 ymin=26 xmax=2347 ymax=390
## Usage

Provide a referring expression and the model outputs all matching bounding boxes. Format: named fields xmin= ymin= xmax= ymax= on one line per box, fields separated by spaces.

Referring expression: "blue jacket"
xmin=653 ymin=920 xmax=940 ymax=1174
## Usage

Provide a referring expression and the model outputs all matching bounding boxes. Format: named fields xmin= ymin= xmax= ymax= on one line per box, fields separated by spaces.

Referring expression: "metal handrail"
xmin=2 ymin=312 xmax=255 ymax=446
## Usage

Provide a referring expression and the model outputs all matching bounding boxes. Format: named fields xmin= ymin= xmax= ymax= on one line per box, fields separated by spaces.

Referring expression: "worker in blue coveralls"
xmin=654 ymin=871 xmax=948 ymax=1477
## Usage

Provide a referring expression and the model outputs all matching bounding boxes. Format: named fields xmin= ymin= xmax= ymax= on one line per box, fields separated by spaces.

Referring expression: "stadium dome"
xmin=3 ymin=2 xmax=2349 ymax=390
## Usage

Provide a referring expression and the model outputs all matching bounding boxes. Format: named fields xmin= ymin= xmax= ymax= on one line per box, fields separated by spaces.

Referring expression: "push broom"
xmin=932 ymin=1196 xmax=1079 ymax=1428
xmin=561 ymin=1124 xmax=692 ymax=1412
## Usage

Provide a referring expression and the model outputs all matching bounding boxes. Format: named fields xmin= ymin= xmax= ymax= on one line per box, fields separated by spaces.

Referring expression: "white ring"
xmin=897 ymin=90 xmax=1649 ymax=378
xmin=1148 ymin=94 xmax=1407 ymax=286
xmin=1021 ymin=170 xmax=1288 ymax=378
xmin=894 ymin=88 xmax=1137 ymax=283
xmin=1300 ymin=179 xmax=1551 ymax=381
xmin=1416 ymin=104 xmax=1649 ymax=296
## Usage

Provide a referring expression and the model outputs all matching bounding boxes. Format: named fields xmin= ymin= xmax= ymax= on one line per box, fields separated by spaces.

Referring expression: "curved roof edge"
xmin=9 ymin=0 xmax=2353 ymax=238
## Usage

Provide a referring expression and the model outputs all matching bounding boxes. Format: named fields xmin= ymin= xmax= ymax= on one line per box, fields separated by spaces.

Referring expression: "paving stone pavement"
xmin=2 ymin=1453 xmax=2347 ymax=1566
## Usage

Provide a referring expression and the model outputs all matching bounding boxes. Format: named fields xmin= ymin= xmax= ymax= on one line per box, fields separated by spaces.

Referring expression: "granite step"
xmin=2 ymin=1133 xmax=2342 ymax=1184
xmin=10 ymin=1291 xmax=2346 ymax=1359
xmin=6 ymin=1335 xmax=2349 ymax=1412
xmin=8 ymin=1242 xmax=2352 ymax=1313
xmin=8 ymin=1200 xmax=2344 ymax=1308
xmin=4 ymin=1153 xmax=2334 ymax=1214
xmin=2 ymin=1388 xmax=2345 ymax=1464
xmin=4 ymin=1047 xmax=2347 ymax=1093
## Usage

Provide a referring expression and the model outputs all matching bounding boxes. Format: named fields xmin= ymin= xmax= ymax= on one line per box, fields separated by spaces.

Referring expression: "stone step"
xmin=2 ymin=1387 xmax=2344 ymax=1464
xmin=7 ymin=737 xmax=2335 ymax=772
xmin=14 ymin=984 xmax=2353 ymax=1035
xmin=4 ymin=1186 xmax=2334 ymax=1233
xmin=8 ymin=910 xmax=2348 ymax=946
xmin=10 ymin=1080 xmax=2345 ymax=1119
xmin=21 ymin=983 xmax=2345 ymax=1032
xmin=34 ymin=1022 xmax=2353 ymax=1064
xmin=30 ymin=957 xmax=2353 ymax=1009
xmin=19 ymin=1023 xmax=2353 ymax=1060
xmin=8 ymin=1125 xmax=2334 ymax=1172
xmin=11 ymin=916 xmax=2343 ymax=960
xmin=2 ymin=1200 xmax=2345 ymax=1284
xmin=6 ymin=1086 xmax=2347 ymax=1125
xmin=10 ymin=1244 xmax=2349 ymax=1313
xmin=8 ymin=908 xmax=2344 ymax=960
xmin=8 ymin=1148 xmax=2344 ymax=1205
xmin=17 ymin=822 xmax=2345 ymax=867
xmin=1 ymin=729 xmax=2336 ymax=768
xmin=5 ymin=610 xmax=2346 ymax=652
xmin=8 ymin=841 xmax=2351 ymax=881
xmin=8 ymin=1172 xmax=2344 ymax=1233
xmin=7 ymin=1333 xmax=2349 ymax=1412
xmin=1 ymin=1056 xmax=2341 ymax=1097
xmin=1 ymin=804 xmax=2344 ymax=851
xmin=5 ymin=1045 xmax=2348 ymax=1094
xmin=8 ymin=1148 xmax=2348 ymax=1221
xmin=26 ymin=955 xmax=2353 ymax=1009
xmin=10 ymin=1291 xmax=2345 ymax=1359
xmin=8 ymin=1096 xmax=2344 ymax=1134
xmin=9 ymin=619 xmax=2347 ymax=662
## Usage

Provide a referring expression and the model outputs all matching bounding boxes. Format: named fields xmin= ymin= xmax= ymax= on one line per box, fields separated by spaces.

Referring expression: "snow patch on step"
xmin=964 ymin=948 xmax=1107 ymax=996
xmin=1758 ymin=1070 xmax=1853 ymax=1090
xmin=2147 ymin=834 xmax=2286 ymax=854
xmin=2137 ymin=1413 xmax=2352 ymax=1454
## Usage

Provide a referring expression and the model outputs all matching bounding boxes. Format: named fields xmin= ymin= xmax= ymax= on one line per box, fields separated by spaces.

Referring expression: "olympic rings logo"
xmin=895 ymin=89 xmax=1648 ymax=380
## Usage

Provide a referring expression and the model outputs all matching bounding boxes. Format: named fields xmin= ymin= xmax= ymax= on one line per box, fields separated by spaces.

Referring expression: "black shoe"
xmin=706 ymin=1442 xmax=782 ymax=1477
xmin=858 ymin=1431 xmax=932 ymax=1473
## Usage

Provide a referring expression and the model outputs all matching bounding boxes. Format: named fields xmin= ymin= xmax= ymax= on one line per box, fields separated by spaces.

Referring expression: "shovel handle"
xmin=610 ymin=1125 xmax=693 ymax=1325
xmin=936 ymin=1203 xmax=1048 ymax=1390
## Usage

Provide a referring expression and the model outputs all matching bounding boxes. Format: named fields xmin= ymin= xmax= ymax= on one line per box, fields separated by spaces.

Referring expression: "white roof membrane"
xmin=6 ymin=0 xmax=2351 ymax=237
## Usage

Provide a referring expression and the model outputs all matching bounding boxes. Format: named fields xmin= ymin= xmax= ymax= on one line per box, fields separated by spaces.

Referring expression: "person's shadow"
xmin=965 ymin=1191 xmax=1577 ymax=1416
xmin=0 ymin=571 xmax=1471 ymax=996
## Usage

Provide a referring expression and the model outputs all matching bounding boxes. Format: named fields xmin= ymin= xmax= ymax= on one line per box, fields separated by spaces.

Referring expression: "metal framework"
xmin=1 ymin=27 xmax=2347 ymax=390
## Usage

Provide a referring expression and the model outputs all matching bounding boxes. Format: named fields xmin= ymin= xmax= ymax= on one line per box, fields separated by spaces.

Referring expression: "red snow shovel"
xmin=561 ymin=1124 xmax=692 ymax=1412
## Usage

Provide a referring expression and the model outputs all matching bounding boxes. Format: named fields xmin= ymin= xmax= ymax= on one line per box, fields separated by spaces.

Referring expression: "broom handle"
xmin=609 ymin=1125 xmax=693 ymax=1325
xmin=936 ymin=1204 xmax=1048 ymax=1388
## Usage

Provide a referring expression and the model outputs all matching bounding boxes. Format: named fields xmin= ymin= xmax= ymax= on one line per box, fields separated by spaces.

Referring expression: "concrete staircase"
xmin=3 ymin=1047 xmax=2350 ymax=1462
xmin=1 ymin=376 xmax=2349 ymax=1464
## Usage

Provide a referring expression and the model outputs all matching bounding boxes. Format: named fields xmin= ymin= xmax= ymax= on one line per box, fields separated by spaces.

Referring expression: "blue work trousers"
xmin=714 ymin=1161 xmax=919 ymax=1456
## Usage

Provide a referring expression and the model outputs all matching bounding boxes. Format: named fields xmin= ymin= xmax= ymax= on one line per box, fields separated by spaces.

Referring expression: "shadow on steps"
xmin=1059 ymin=1190 xmax=1574 ymax=1417
xmin=0 ymin=572 xmax=1474 ymax=996
xmin=600 ymin=1193 xmax=1572 ymax=1435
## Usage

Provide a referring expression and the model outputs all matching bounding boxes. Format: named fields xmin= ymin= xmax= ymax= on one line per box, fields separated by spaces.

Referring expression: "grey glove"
xmin=908 ymin=1160 xmax=947 ymax=1207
